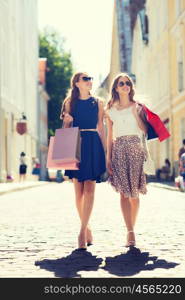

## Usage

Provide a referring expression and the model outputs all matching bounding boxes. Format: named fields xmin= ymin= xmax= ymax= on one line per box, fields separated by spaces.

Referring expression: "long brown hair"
xmin=61 ymin=72 xmax=91 ymax=116
xmin=107 ymin=73 xmax=135 ymax=109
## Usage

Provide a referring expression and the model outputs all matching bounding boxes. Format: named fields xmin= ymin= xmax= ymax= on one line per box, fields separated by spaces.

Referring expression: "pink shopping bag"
xmin=46 ymin=136 xmax=79 ymax=170
xmin=52 ymin=127 xmax=81 ymax=163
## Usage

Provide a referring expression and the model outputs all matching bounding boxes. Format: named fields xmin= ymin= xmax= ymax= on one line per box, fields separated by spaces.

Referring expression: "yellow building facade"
xmin=98 ymin=0 xmax=185 ymax=176
xmin=132 ymin=0 xmax=185 ymax=176
xmin=169 ymin=0 xmax=185 ymax=164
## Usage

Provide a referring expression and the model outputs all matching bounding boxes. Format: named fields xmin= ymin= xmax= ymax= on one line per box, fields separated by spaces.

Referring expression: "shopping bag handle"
xmin=62 ymin=121 xmax=73 ymax=128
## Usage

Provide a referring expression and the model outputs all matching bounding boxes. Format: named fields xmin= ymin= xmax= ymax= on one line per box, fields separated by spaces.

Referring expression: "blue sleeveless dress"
xmin=64 ymin=97 xmax=106 ymax=182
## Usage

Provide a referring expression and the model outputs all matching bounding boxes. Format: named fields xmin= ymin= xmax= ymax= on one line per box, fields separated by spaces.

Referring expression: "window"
xmin=138 ymin=8 xmax=149 ymax=45
xmin=178 ymin=61 xmax=183 ymax=92
xmin=176 ymin=0 xmax=182 ymax=17
xmin=178 ymin=45 xmax=184 ymax=92
xmin=180 ymin=118 xmax=185 ymax=142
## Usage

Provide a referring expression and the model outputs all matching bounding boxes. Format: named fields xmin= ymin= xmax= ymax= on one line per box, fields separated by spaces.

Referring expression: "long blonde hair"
xmin=61 ymin=72 xmax=91 ymax=116
xmin=107 ymin=73 xmax=135 ymax=109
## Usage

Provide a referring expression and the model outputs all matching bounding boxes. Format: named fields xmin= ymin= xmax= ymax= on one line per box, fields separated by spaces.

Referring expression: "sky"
xmin=38 ymin=0 xmax=114 ymax=90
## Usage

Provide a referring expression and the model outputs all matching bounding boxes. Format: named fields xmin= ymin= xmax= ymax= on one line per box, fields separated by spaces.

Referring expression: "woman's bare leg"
xmin=120 ymin=193 xmax=135 ymax=246
xmin=78 ymin=180 xmax=96 ymax=248
xmin=129 ymin=197 xmax=140 ymax=228
xmin=73 ymin=179 xmax=94 ymax=247
xmin=73 ymin=179 xmax=84 ymax=219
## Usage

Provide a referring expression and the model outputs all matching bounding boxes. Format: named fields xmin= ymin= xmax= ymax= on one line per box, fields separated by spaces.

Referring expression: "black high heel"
xmin=87 ymin=228 xmax=93 ymax=246
xmin=87 ymin=242 xmax=93 ymax=247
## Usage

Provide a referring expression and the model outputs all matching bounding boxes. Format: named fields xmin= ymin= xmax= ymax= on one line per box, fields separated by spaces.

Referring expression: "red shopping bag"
xmin=46 ymin=136 xmax=79 ymax=170
xmin=143 ymin=105 xmax=170 ymax=142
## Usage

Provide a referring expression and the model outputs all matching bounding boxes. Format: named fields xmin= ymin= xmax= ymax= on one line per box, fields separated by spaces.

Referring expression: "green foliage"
xmin=39 ymin=27 xmax=73 ymax=137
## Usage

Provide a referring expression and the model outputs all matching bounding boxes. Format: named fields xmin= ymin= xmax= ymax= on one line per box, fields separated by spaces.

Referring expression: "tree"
xmin=39 ymin=27 xmax=73 ymax=137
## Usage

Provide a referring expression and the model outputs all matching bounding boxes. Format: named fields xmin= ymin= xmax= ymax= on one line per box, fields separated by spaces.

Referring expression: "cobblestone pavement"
xmin=0 ymin=181 xmax=184 ymax=278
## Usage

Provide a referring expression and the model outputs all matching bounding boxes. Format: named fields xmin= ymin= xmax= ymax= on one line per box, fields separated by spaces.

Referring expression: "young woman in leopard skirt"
xmin=105 ymin=73 xmax=148 ymax=248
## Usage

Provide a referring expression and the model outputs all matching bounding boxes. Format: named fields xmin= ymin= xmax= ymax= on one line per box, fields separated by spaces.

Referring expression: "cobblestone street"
xmin=0 ymin=181 xmax=184 ymax=278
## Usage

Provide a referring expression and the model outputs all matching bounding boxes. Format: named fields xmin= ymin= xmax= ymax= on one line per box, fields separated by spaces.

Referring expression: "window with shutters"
xmin=180 ymin=118 xmax=185 ymax=142
xmin=178 ymin=45 xmax=184 ymax=92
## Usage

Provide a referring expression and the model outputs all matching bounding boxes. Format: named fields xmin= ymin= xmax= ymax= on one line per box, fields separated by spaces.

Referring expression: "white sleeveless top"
xmin=107 ymin=106 xmax=143 ymax=139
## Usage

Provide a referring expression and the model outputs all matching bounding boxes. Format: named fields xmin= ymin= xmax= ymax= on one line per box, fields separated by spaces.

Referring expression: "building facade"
xmin=132 ymin=0 xmax=185 ymax=175
xmin=0 ymin=0 xmax=38 ymax=182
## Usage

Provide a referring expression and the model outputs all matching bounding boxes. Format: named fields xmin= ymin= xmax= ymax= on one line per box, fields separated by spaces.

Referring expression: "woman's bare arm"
xmin=105 ymin=111 xmax=113 ymax=155
xmin=132 ymin=103 xmax=148 ymax=134
xmin=105 ymin=112 xmax=113 ymax=174
xmin=60 ymin=99 xmax=73 ymax=128
xmin=97 ymin=99 xmax=106 ymax=151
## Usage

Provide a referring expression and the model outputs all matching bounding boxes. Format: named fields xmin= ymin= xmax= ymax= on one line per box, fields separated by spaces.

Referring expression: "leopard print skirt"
xmin=108 ymin=135 xmax=147 ymax=198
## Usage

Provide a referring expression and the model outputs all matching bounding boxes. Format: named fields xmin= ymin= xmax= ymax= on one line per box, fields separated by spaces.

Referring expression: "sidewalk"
xmin=0 ymin=180 xmax=50 ymax=195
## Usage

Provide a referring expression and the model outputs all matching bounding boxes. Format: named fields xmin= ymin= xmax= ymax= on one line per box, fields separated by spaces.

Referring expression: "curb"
xmin=148 ymin=182 xmax=179 ymax=191
xmin=0 ymin=182 xmax=50 ymax=196
xmin=0 ymin=181 xmax=181 ymax=196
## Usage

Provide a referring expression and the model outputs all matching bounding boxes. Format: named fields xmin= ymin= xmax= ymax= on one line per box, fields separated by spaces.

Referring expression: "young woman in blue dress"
xmin=60 ymin=72 xmax=106 ymax=250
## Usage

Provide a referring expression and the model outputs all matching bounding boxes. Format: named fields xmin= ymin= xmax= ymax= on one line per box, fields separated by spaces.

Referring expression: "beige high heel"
xmin=125 ymin=230 xmax=136 ymax=247
xmin=77 ymin=232 xmax=87 ymax=251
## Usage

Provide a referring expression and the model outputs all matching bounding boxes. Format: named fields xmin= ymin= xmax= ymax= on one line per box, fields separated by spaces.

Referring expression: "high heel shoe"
xmin=125 ymin=230 xmax=136 ymax=247
xmin=77 ymin=232 xmax=87 ymax=250
xmin=86 ymin=227 xmax=93 ymax=246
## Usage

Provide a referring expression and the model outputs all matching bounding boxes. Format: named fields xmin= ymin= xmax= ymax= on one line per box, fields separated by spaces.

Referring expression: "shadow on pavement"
xmin=35 ymin=249 xmax=103 ymax=278
xmin=103 ymin=247 xmax=179 ymax=277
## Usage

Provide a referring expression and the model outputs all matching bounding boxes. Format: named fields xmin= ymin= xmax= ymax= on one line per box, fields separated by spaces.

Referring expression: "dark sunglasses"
xmin=81 ymin=76 xmax=93 ymax=81
xmin=118 ymin=80 xmax=132 ymax=87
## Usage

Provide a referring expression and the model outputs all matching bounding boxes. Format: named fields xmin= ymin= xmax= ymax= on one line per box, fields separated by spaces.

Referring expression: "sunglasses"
xmin=118 ymin=80 xmax=132 ymax=87
xmin=81 ymin=76 xmax=93 ymax=81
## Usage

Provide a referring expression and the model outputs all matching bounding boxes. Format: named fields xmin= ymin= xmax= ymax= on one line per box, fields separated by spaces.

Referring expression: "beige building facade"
xmin=0 ymin=0 xmax=38 ymax=182
xmin=132 ymin=0 xmax=185 ymax=175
